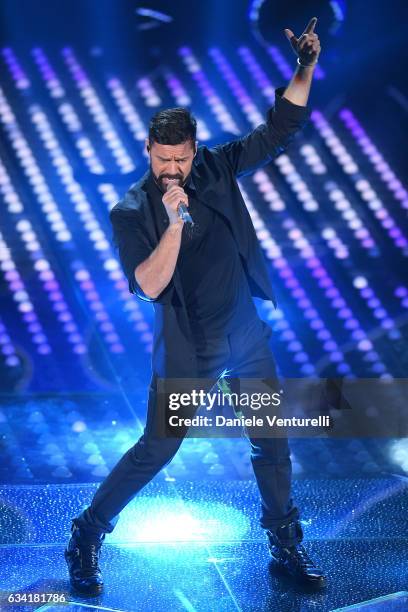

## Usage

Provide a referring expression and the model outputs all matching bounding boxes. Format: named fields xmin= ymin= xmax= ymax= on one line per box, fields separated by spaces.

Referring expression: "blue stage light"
xmin=389 ymin=440 xmax=408 ymax=473
xmin=109 ymin=496 xmax=250 ymax=548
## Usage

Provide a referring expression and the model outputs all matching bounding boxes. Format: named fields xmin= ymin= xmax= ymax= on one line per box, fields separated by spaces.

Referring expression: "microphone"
xmin=165 ymin=181 xmax=194 ymax=226
xmin=177 ymin=203 xmax=194 ymax=226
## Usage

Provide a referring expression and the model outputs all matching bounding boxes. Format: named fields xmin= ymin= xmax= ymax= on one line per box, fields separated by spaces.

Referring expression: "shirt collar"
xmin=184 ymin=171 xmax=196 ymax=193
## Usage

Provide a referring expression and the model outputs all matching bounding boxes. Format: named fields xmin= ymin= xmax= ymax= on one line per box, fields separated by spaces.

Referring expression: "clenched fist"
xmin=162 ymin=181 xmax=189 ymax=227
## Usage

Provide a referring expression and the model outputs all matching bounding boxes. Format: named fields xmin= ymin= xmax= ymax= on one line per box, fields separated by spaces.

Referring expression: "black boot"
xmin=267 ymin=521 xmax=326 ymax=588
xmin=64 ymin=522 xmax=105 ymax=596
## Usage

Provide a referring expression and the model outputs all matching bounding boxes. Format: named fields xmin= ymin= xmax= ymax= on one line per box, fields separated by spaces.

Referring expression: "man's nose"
xmin=168 ymin=161 xmax=179 ymax=174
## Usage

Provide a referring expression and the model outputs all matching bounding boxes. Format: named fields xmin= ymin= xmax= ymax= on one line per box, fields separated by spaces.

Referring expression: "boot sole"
xmin=71 ymin=583 xmax=104 ymax=597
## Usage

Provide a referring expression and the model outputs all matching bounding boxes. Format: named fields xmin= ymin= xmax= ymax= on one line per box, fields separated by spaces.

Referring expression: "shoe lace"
xmin=290 ymin=544 xmax=314 ymax=568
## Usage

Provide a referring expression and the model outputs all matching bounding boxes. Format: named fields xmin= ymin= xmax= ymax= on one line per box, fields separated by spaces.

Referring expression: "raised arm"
xmin=282 ymin=16 xmax=321 ymax=106
xmin=213 ymin=17 xmax=321 ymax=178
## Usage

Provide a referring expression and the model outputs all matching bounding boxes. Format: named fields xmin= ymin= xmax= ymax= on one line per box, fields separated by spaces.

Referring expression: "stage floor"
xmin=0 ymin=477 xmax=407 ymax=611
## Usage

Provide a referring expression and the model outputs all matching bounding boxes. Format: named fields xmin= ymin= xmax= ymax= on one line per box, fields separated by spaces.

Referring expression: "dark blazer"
xmin=109 ymin=87 xmax=311 ymax=377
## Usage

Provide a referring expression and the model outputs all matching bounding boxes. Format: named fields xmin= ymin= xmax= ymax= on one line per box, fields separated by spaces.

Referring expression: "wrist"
xmin=167 ymin=220 xmax=183 ymax=233
xmin=297 ymin=57 xmax=318 ymax=68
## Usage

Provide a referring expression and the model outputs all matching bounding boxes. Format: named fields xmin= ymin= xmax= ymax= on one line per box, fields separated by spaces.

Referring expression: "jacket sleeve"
xmin=109 ymin=206 xmax=156 ymax=302
xmin=214 ymin=86 xmax=311 ymax=178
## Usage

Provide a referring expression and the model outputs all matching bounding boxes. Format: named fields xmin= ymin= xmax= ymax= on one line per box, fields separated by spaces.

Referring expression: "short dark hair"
xmin=148 ymin=107 xmax=197 ymax=149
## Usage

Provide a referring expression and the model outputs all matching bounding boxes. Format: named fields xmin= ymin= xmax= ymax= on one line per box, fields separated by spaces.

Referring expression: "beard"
xmin=151 ymin=166 xmax=190 ymax=194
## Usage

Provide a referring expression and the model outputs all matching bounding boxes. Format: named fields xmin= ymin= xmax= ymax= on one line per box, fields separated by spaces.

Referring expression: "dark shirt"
xmin=109 ymin=86 xmax=311 ymax=377
xmin=146 ymin=174 xmax=258 ymax=342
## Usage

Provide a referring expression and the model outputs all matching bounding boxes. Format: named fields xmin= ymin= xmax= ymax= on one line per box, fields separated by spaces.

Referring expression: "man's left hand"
xmin=284 ymin=17 xmax=321 ymax=66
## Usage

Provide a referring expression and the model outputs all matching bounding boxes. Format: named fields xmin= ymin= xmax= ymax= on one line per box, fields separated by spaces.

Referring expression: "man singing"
xmin=65 ymin=18 xmax=325 ymax=594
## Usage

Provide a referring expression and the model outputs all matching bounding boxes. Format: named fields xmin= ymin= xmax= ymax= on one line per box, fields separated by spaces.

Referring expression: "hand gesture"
xmin=284 ymin=17 xmax=321 ymax=66
xmin=162 ymin=183 xmax=189 ymax=227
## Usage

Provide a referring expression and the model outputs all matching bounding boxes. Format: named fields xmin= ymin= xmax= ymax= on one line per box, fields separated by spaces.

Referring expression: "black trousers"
xmin=73 ymin=316 xmax=302 ymax=544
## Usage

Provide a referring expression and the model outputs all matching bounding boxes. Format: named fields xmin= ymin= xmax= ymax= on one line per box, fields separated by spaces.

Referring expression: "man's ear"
xmin=194 ymin=140 xmax=198 ymax=156
xmin=145 ymin=138 xmax=150 ymax=153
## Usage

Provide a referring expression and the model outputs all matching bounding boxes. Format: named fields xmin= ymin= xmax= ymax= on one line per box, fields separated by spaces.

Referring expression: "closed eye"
xmin=157 ymin=157 xmax=188 ymax=162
